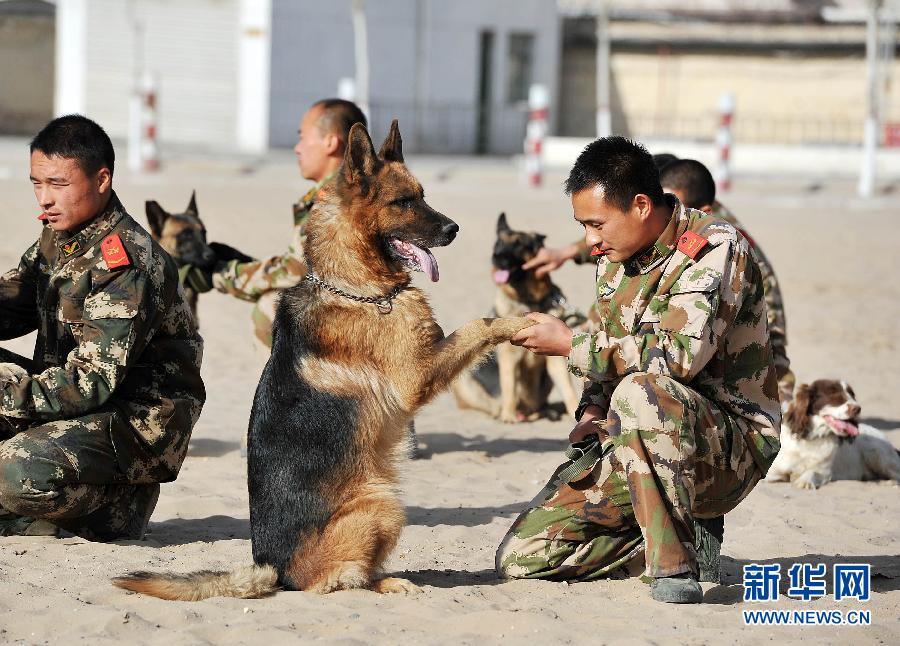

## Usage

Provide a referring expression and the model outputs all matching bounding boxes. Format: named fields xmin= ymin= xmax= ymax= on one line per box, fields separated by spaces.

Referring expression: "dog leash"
xmin=304 ymin=271 xmax=411 ymax=314
xmin=532 ymin=434 xmax=613 ymax=504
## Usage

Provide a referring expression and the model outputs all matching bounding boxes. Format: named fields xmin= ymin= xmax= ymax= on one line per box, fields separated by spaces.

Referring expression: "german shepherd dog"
xmin=145 ymin=192 xmax=216 ymax=320
xmin=113 ymin=121 xmax=531 ymax=600
xmin=452 ymin=213 xmax=582 ymax=423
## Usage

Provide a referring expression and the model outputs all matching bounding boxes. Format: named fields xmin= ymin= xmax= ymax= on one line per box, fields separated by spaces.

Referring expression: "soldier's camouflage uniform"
xmin=580 ymin=200 xmax=794 ymax=406
xmin=0 ymin=193 xmax=205 ymax=540
xmin=497 ymin=196 xmax=781 ymax=581
xmin=709 ymin=200 xmax=794 ymax=405
xmin=211 ymin=174 xmax=334 ymax=347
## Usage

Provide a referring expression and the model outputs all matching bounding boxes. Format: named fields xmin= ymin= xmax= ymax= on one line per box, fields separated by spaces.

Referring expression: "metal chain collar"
xmin=304 ymin=271 xmax=410 ymax=314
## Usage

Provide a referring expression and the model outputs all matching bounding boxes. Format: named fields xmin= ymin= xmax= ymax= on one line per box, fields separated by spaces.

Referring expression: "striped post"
xmin=140 ymin=73 xmax=160 ymax=171
xmin=715 ymin=91 xmax=735 ymax=192
xmin=524 ymin=84 xmax=549 ymax=187
xmin=128 ymin=72 xmax=160 ymax=172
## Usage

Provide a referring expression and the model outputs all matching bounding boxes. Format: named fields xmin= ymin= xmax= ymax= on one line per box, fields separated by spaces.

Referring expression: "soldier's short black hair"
xmin=564 ymin=136 xmax=666 ymax=212
xmin=30 ymin=114 xmax=115 ymax=178
xmin=659 ymin=159 xmax=716 ymax=209
xmin=652 ymin=153 xmax=679 ymax=171
xmin=312 ymin=98 xmax=368 ymax=148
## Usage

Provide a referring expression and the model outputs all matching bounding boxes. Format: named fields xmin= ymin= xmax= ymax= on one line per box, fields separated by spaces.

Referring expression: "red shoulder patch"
xmin=101 ymin=234 xmax=130 ymax=269
xmin=677 ymin=231 xmax=709 ymax=259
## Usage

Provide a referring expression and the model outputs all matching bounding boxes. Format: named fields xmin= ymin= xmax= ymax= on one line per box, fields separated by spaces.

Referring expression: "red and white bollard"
xmin=714 ymin=91 xmax=735 ymax=193
xmin=128 ymin=71 xmax=160 ymax=172
xmin=524 ymin=84 xmax=549 ymax=187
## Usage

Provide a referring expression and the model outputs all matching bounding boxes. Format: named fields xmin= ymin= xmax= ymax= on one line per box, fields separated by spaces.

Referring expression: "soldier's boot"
xmin=60 ymin=483 xmax=160 ymax=541
xmin=695 ymin=516 xmax=725 ymax=583
xmin=650 ymin=573 xmax=703 ymax=604
xmin=0 ymin=506 xmax=59 ymax=537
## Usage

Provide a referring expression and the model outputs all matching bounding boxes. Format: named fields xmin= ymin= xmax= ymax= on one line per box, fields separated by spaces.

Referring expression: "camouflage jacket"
xmin=709 ymin=200 xmax=792 ymax=400
xmin=0 ymin=193 xmax=205 ymax=481
xmin=569 ymin=196 xmax=781 ymax=472
xmin=211 ymin=174 xmax=336 ymax=301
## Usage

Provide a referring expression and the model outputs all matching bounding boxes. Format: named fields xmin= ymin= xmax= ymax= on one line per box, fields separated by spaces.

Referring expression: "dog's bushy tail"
xmin=112 ymin=564 xmax=278 ymax=601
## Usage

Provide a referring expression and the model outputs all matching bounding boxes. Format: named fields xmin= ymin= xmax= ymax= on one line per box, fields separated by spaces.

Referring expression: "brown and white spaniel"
xmin=765 ymin=379 xmax=900 ymax=489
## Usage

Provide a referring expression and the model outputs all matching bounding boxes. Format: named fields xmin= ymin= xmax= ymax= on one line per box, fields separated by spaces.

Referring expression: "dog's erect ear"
xmin=497 ymin=212 xmax=510 ymax=234
xmin=186 ymin=190 xmax=198 ymax=215
xmin=378 ymin=119 xmax=404 ymax=163
xmin=145 ymin=200 xmax=169 ymax=238
xmin=786 ymin=383 xmax=812 ymax=437
xmin=535 ymin=233 xmax=547 ymax=248
xmin=344 ymin=123 xmax=378 ymax=183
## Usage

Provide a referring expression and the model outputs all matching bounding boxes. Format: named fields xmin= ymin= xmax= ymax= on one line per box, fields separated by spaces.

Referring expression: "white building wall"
xmin=268 ymin=0 xmax=560 ymax=154
xmin=56 ymin=0 xmax=242 ymax=151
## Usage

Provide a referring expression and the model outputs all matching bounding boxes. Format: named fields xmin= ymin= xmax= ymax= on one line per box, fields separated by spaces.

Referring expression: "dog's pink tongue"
xmin=409 ymin=243 xmax=439 ymax=282
xmin=825 ymin=415 xmax=859 ymax=437
xmin=493 ymin=269 xmax=510 ymax=284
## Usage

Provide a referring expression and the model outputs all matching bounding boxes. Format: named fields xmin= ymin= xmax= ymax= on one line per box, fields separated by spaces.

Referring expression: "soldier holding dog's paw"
xmin=497 ymin=137 xmax=781 ymax=604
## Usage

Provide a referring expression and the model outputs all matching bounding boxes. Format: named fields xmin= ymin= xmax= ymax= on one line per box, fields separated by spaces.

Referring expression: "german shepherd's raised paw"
xmin=452 ymin=213 xmax=583 ymax=423
xmin=114 ymin=120 xmax=527 ymax=600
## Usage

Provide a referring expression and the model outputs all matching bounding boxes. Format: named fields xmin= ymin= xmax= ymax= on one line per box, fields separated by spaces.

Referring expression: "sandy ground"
xmin=0 ymin=139 xmax=898 ymax=645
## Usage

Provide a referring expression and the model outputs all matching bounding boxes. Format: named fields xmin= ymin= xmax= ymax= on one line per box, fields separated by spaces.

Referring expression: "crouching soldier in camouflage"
xmin=498 ymin=137 xmax=781 ymax=603
xmin=0 ymin=115 xmax=205 ymax=540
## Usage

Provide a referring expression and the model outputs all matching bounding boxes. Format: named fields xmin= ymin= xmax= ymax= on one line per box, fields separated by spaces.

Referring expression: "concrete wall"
xmin=56 ymin=0 xmax=242 ymax=151
xmin=268 ymin=0 xmax=560 ymax=154
xmin=558 ymin=19 xmax=900 ymax=146
xmin=0 ymin=8 xmax=54 ymax=135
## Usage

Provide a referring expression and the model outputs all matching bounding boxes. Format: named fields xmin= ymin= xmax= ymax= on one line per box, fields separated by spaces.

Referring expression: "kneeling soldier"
xmin=0 ymin=115 xmax=205 ymax=540
xmin=498 ymin=137 xmax=781 ymax=603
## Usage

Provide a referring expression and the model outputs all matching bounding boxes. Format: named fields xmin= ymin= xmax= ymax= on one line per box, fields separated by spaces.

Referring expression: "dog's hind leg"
xmin=418 ymin=317 xmax=532 ymax=404
xmin=287 ymin=485 xmax=417 ymax=594
xmin=451 ymin=371 xmax=501 ymax=417
xmin=546 ymin=355 xmax=580 ymax=419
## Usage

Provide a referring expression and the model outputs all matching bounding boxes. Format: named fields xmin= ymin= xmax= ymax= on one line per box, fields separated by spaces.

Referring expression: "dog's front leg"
xmin=496 ymin=342 xmax=520 ymax=423
xmin=417 ymin=317 xmax=532 ymax=405
xmin=546 ymin=355 xmax=580 ymax=418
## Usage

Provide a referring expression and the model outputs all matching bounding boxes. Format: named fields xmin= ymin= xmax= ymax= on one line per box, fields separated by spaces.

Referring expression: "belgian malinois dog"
xmin=452 ymin=213 xmax=582 ymax=423
xmin=145 ymin=192 xmax=216 ymax=320
xmin=113 ymin=121 xmax=531 ymax=600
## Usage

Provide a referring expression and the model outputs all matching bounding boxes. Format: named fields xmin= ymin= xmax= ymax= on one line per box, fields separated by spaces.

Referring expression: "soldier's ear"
xmin=378 ymin=119 xmax=404 ymax=163
xmin=343 ymin=123 xmax=378 ymax=185
xmin=145 ymin=201 xmax=169 ymax=238
xmin=186 ymin=190 xmax=198 ymax=215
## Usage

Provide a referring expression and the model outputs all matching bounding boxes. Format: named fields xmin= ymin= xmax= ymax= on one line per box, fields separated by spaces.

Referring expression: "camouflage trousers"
xmin=496 ymin=372 xmax=763 ymax=581
xmin=0 ymin=350 xmax=159 ymax=541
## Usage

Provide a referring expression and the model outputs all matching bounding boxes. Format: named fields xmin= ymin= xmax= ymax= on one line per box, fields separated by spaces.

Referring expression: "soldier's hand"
xmin=569 ymin=405 xmax=605 ymax=444
xmin=209 ymin=242 xmax=255 ymax=264
xmin=510 ymin=312 xmax=573 ymax=356
xmin=0 ymin=362 xmax=29 ymax=384
xmin=178 ymin=264 xmax=214 ymax=294
xmin=521 ymin=244 xmax=581 ymax=277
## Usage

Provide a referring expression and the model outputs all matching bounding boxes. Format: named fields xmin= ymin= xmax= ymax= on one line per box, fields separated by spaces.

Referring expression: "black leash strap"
xmin=533 ymin=435 xmax=612 ymax=504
